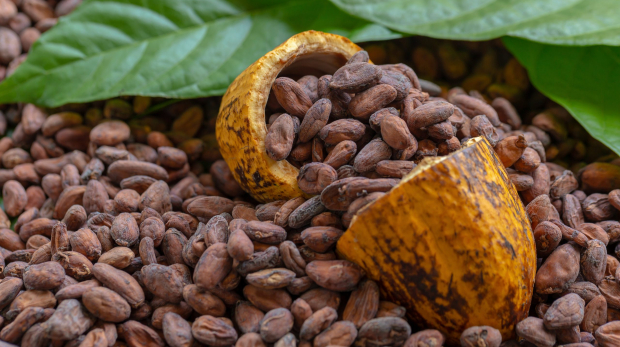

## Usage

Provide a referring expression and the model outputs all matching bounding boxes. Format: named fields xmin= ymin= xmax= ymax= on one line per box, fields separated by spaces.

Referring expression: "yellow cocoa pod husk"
xmin=337 ymin=137 xmax=536 ymax=344
xmin=216 ymin=30 xmax=363 ymax=202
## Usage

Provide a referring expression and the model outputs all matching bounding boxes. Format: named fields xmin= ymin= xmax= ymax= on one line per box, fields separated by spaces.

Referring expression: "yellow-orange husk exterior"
xmin=216 ymin=30 xmax=363 ymax=203
xmin=336 ymin=137 xmax=536 ymax=344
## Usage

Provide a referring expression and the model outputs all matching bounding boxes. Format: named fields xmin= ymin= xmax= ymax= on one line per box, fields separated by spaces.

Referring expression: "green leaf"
xmin=0 ymin=0 xmax=399 ymax=107
xmin=329 ymin=0 xmax=620 ymax=45
xmin=504 ymin=37 xmax=620 ymax=155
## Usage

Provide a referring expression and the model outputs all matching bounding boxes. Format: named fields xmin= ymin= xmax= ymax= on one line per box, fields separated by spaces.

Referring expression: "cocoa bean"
xmin=82 ymin=287 xmax=131 ymax=323
xmin=162 ymin=312 xmax=195 ymax=347
xmin=193 ymin=243 xmax=232 ymax=290
xmin=330 ymin=63 xmax=382 ymax=93
xmin=141 ymin=264 xmax=185 ymax=303
xmin=343 ymin=279 xmax=380 ymax=329
xmin=460 ymin=326 xmax=502 ymax=347
xmin=535 ymin=243 xmax=580 ymax=294
xmin=110 ymin=212 xmax=139 ymax=247
xmin=40 ymin=299 xmax=94 ymax=341
xmin=23 ymin=261 xmax=65 ymax=290
xmin=92 ymin=263 xmax=145 ymax=308
xmin=54 ymin=279 xmax=101 ymax=301
xmin=118 ymin=320 xmax=165 ymax=347
xmin=3 ymin=180 xmax=27 ymax=217
xmin=349 ymin=84 xmax=397 ymax=121
xmin=0 ymin=306 xmax=45 ymax=343
xmin=273 ymin=77 xmax=313 ymax=118
xmin=192 ymin=315 xmax=238 ymax=346
xmin=318 ymin=119 xmax=365 ymax=145
xmin=357 ymin=317 xmax=411 ymax=347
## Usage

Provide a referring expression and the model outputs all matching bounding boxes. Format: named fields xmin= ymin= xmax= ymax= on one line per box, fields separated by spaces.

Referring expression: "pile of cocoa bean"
xmin=0 ymin=0 xmax=81 ymax=82
xmin=0 ymin=40 xmax=618 ymax=347
xmin=364 ymin=37 xmax=612 ymax=170
xmin=263 ymin=49 xmax=620 ymax=346
xmin=0 ymin=89 xmax=441 ymax=347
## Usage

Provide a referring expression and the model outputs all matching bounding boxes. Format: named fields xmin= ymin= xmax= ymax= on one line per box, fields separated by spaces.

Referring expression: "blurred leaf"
xmin=504 ymin=37 xmax=620 ymax=155
xmin=0 ymin=0 xmax=399 ymax=107
xmin=329 ymin=0 xmax=620 ymax=45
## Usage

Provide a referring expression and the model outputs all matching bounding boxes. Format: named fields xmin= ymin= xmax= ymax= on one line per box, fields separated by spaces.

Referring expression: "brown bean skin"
xmin=581 ymin=295 xmax=607 ymax=333
xmin=301 ymin=226 xmax=343 ymax=253
xmin=319 ymin=119 xmax=366 ymax=145
xmin=343 ymin=279 xmax=380 ymax=329
xmin=193 ymin=243 xmax=232 ymax=290
xmin=272 ymin=77 xmax=313 ymax=118
xmin=227 ymin=229 xmax=254 ymax=261
xmin=246 ymin=268 xmax=296 ymax=290
xmin=259 ymin=308 xmax=294 ymax=343
xmin=0 ymin=306 xmax=46 ymax=343
xmin=357 ymin=317 xmax=412 ymax=347
xmin=298 ymin=99 xmax=331 ymax=143
xmin=581 ymin=239 xmax=607 ymax=285
xmin=265 ymin=114 xmax=295 ymax=161
xmin=280 ymin=241 xmax=306 ymax=277
xmin=82 ymin=287 xmax=131 ymax=323
xmin=299 ymin=306 xmax=338 ymax=341
xmin=543 ymin=293 xmax=585 ymax=329
xmin=23 ymin=261 xmax=65 ymax=290
xmin=90 ymin=121 xmax=130 ymax=146
xmin=380 ymin=115 xmax=413 ymax=151
xmin=298 ymin=75 xmax=319 ymax=102
xmin=330 ymin=62 xmax=382 ymax=93
xmin=535 ymin=243 xmax=581 ymax=294
xmin=460 ymin=326 xmax=502 ymax=347
xmin=110 ymin=212 xmax=139 ymax=247
xmin=595 ymin=321 xmax=620 ymax=347
xmin=405 ymin=329 xmax=445 ymax=347
xmin=243 ymin=221 xmax=287 ymax=244
xmin=297 ymin=163 xmax=337 ymax=195
xmin=141 ymin=264 xmax=185 ymax=303
xmin=353 ymin=138 xmax=392 ymax=173
xmin=92 ymin=263 xmax=145 ymax=308
xmin=349 ymin=84 xmax=397 ymax=121
xmin=406 ymin=101 xmax=454 ymax=130
xmin=182 ymin=284 xmax=226 ymax=316
xmin=526 ymin=194 xmax=560 ymax=229
xmin=288 ymin=196 xmax=326 ymax=228
xmin=534 ymin=221 xmax=562 ymax=257
xmin=234 ymin=300 xmax=264 ymax=334
xmin=3 ymin=180 xmax=27 ymax=217
xmin=192 ymin=315 xmax=238 ymax=347
xmin=243 ymin=285 xmax=292 ymax=312
xmin=162 ymin=312 xmax=195 ymax=347
xmin=306 ymin=260 xmax=363 ymax=292
xmin=236 ymin=332 xmax=267 ymax=347
xmin=118 ymin=320 xmax=165 ymax=347
xmin=323 ymin=140 xmax=357 ymax=169
xmin=83 ymin=180 xmax=108 ymax=214
xmin=450 ymin=94 xmax=500 ymax=126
